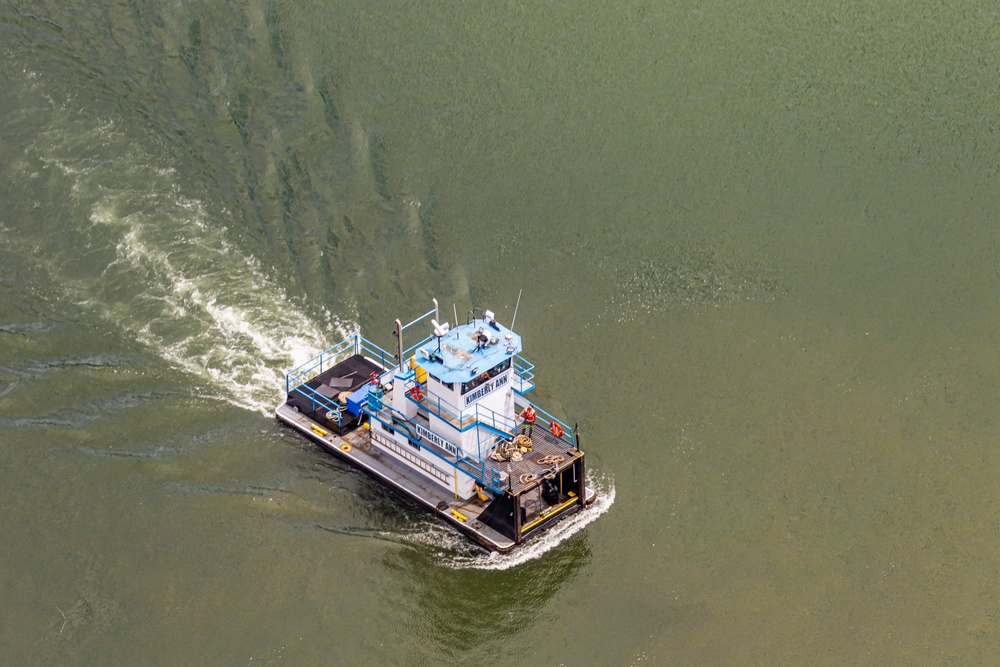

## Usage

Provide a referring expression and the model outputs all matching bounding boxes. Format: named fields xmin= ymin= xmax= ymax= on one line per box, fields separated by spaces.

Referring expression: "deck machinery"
xmin=275 ymin=300 xmax=596 ymax=552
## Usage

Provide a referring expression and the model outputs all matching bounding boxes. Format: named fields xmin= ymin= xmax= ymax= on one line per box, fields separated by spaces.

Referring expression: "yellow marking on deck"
xmin=520 ymin=497 xmax=578 ymax=533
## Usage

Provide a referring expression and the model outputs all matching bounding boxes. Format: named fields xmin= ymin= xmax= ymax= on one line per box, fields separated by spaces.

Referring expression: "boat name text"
xmin=464 ymin=373 xmax=508 ymax=406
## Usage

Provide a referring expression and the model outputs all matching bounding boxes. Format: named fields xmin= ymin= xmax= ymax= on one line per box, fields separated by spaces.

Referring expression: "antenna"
xmin=510 ymin=289 xmax=523 ymax=332
xmin=453 ymin=303 xmax=459 ymax=333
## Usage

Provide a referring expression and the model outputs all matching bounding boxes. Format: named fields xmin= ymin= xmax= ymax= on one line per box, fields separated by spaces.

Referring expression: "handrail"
xmin=286 ymin=334 xmax=401 ymax=394
xmin=356 ymin=337 xmax=397 ymax=372
xmin=399 ymin=308 xmax=436 ymax=333
xmin=290 ymin=385 xmax=346 ymax=426
xmin=470 ymin=404 xmax=516 ymax=439
xmin=528 ymin=404 xmax=573 ymax=443
xmin=512 ymin=355 xmax=535 ymax=393
xmin=402 ymin=335 xmax=434 ymax=364
xmin=399 ymin=376 xmax=516 ymax=436
xmin=286 ymin=337 xmax=358 ymax=391
xmin=365 ymin=398 xmax=506 ymax=494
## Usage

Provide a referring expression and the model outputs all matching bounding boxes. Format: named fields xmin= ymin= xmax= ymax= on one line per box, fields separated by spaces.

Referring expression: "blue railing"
xmin=286 ymin=334 xmax=396 ymax=395
xmin=283 ymin=331 xmax=570 ymax=489
xmin=472 ymin=404 xmax=517 ymax=435
xmin=284 ymin=334 xmax=396 ymax=433
xmin=365 ymin=397 xmax=508 ymax=494
xmin=355 ymin=335 xmax=396 ymax=374
xmin=288 ymin=385 xmax=354 ymax=430
xmin=516 ymin=403 xmax=574 ymax=445
xmin=286 ymin=337 xmax=357 ymax=395
xmin=512 ymin=355 xmax=535 ymax=393
xmin=398 ymin=375 xmax=517 ymax=437
xmin=400 ymin=308 xmax=436 ymax=333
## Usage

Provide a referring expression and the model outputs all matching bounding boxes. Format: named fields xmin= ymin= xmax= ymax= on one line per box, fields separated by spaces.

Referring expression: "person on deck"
xmin=520 ymin=405 xmax=536 ymax=436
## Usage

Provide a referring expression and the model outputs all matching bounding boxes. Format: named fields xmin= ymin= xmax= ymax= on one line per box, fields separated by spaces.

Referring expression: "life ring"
xmin=411 ymin=386 xmax=423 ymax=401
xmin=479 ymin=372 xmax=490 ymax=382
xmin=522 ymin=406 xmax=536 ymax=423
xmin=550 ymin=421 xmax=564 ymax=438
xmin=369 ymin=371 xmax=380 ymax=386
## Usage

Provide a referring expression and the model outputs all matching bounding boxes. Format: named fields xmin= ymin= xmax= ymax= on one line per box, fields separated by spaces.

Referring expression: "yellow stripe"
xmin=520 ymin=497 xmax=578 ymax=533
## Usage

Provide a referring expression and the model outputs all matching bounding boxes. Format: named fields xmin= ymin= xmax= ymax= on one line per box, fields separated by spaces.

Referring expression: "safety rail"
xmin=285 ymin=334 xmax=398 ymax=395
xmin=286 ymin=337 xmax=356 ymax=395
xmin=399 ymin=308 xmax=437 ymax=333
xmin=400 ymin=376 xmax=517 ymax=437
xmin=471 ymin=403 xmax=517 ymax=436
xmin=512 ymin=355 xmax=535 ymax=393
xmin=474 ymin=432 xmax=506 ymax=469
xmin=456 ymin=452 xmax=506 ymax=495
xmin=289 ymin=386 xmax=350 ymax=428
xmin=356 ymin=335 xmax=397 ymax=369
xmin=401 ymin=380 xmax=461 ymax=426
xmin=284 ymin=334 xmax=399 ymax=434
xmin=517 ymin=403 xmax=573 ymax=445
xmin=365 ymin=397 xmax=507 ymax=494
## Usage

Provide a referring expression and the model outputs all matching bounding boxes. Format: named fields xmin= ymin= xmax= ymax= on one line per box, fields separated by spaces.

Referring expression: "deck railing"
xmin=511 ymin=355 xmax=535 ymax=393
xmin=515 ymin=403 xmax=574 ymax=445
xmin=285 ymin=334 xmax=395 ymax=395
xmin=283 ymin=333 xmax=570 ymax=487
xmin=366 ymin=398 xmax=509 ymax=494
xmin=354 ymin=335 xmax=396 ymax=374
xmin=398 ymin=374 xmax=518 ymax=436
xmin=286 ymin=337 xmax=357 ymax=395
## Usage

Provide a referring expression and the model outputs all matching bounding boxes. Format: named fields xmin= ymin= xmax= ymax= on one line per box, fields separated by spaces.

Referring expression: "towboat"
xmin=274 ymin=299 xmax=597 ymax=552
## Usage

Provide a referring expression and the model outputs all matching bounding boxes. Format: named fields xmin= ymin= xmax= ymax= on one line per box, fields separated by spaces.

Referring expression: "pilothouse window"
xmin=427 ymin=372 xmax=452 ymax=390
xmin=461 ymin=358 xmax=511 ymax=395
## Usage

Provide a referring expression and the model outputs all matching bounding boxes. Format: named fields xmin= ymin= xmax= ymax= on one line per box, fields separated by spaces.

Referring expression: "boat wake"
xmin=22 ymin=141 xmax=352 ymax=415
xmin=104 ymin=202 xmax=355 ymax=415
xmin=79 ymin=196 xmax=354 ymax=415
xmin=395 ymin=472 xmax=616 ymax=570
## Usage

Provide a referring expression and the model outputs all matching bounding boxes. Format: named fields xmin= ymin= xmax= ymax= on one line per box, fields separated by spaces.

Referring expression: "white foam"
xmin=107 ymin=214 xmax=353 ymax=415
xmin=41 ymin=183 xmax=357 ymax=415
xmin=27 ymin=115 xmax=341 ymax=416
xmin=397 ymin=472 xmax=616 ymax=570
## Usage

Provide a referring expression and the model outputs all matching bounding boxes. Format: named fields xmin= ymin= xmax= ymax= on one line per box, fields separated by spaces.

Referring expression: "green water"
xmin=3 ymin=1 xmax=1000 ymax=664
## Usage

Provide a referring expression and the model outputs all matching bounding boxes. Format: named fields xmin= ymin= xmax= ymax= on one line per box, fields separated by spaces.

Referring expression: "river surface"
xmin=3 ymin=1 xmax=1000 ymax=665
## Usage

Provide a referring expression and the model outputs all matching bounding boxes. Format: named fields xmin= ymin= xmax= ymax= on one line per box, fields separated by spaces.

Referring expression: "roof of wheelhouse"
xmin=416 ymin=316 xmax=522 ymax=385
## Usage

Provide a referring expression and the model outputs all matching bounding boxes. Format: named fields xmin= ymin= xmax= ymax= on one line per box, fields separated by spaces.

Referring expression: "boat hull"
xmin=275 ymin=402 xmax=594 ymax=553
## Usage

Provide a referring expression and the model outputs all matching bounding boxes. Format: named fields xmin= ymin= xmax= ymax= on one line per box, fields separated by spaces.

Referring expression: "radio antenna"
xmin=510 ymin=289 xmax=523 ymax=332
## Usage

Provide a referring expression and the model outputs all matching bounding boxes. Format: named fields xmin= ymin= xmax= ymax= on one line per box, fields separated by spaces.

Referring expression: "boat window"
xmin=461 ymin=358 xmax=512 ymax=395
xmin=429 ymin=373 xmax=453 ymax=391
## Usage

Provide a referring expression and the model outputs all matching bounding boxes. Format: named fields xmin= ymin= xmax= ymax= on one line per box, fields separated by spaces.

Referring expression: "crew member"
xmin=520 ymin=405 xmax=536 ymax=436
